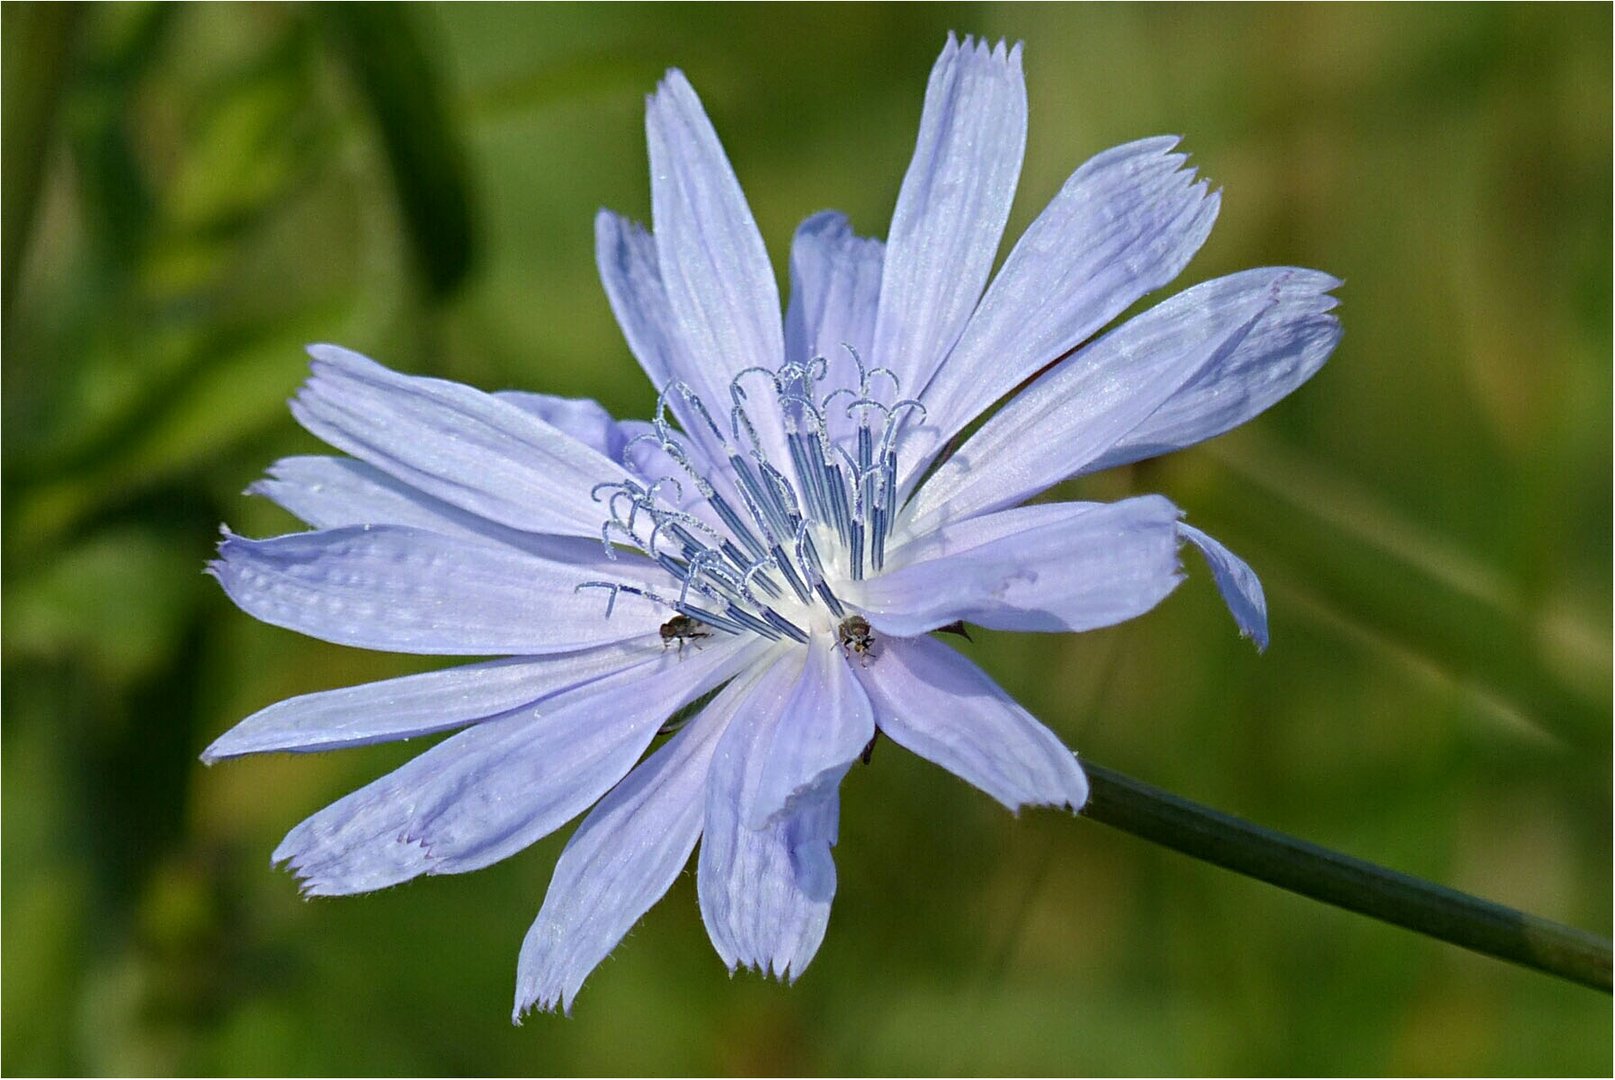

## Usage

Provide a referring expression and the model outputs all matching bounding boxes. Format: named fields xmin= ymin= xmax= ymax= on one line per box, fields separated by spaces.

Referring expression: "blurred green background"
xmin=3 ymin=3 xmax=1610 ymax=1074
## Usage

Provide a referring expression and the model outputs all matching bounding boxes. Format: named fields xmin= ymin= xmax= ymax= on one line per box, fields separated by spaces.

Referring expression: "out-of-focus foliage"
xmin=3 ymin=3 xmax=1608 ymax=1074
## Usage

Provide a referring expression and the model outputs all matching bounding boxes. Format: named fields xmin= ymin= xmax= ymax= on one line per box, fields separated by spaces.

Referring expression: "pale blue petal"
xmin=905 ymin=269 xmax=1296 ymax=533
xmin=249 ymin=456 xmax=605 ymax=564
xmin=201 ymin=641 xmax=662 ymax=762
xmin=210 ymin=525 xmax=666 ymax=655
xmin=1180 ymin=522 xmax=1270 ymax=651
xmin=534 ymin=214 xmax=740 ymax=516
xmin=514 ymin=671 xmax=747 ymax=1018
xmin=699 ymin=656 xmax=840 ymax=979
xmin=783 ymin=212 xmax=886 ymax=446
xmin=856 ymin=636 xmax=1088 ymax=812
xmin=784 ymin=211 xmax=884 ymax=366
xmin=872 ymin=34 xmax=1026 ymax=401
xmin=594 ymin=212 xmax=737 ymax=474
xmin=274 ymin=637 xmax=762 ymax=896
xmin=291 ymin=345 xmax=631 ymax=539
xmin=492 ymin=395 xmax=716 ymax=520
xmin=253 ymin=455 xmax=496 ymax=536
xmin=903 ymin=137 xmax=1219 ymax=484
xmin=1084 ymin=269 xmax=1342 ymax=473
xmin=594 ymin=211 xmax=678 ymax=391
xmin=853 ymin=496 xmax=1183 ymax=635
xmin=493 ymin=392 xmax=626 ymax=461
xmin=745 ymin=637 xmax=875 ymax=829
xmin=646 ymin=71 xmax=790 ymax=464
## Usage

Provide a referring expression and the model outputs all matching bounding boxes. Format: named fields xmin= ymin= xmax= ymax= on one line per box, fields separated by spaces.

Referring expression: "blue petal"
xmin=856 ymin=635 xmax=1088 ymax=812
xmin=493 ymin=395 xmax=719 ymax=521
xmin=698 ymin=657 xmax=840 ymax=980
xmin=201 ymin=641 xmax=664 ymax=762
xmin=493 ymin=392 xmax=626 ymax=461
xmin=783 ymin=211 xmax=884 ymax=367
xmin=902 ymin=137 xmax=1220 ymax=485
xmin=872 ymin=34 xmax=1026 ymax=402
xmin=646 ymin=70 xmax=791 ymax=465
xmin=291 ymin=345 xmax=631 ymax=539
xmin=273 ymin=638 xmax=763 ymax=896
xmin=906 ymin=268 xmax=1299 ymax=532
xmin=1180 ymin=522 xmax=1270 ymax=651
xmin=854 ymin=496 xmax=1184 ymax=635
xmin=1083 ymin=269 xmax=1342 ymax=474
xmin=514 ymin=674 xmax=740 ymax=1018
xmin=594 ymin=210 xmax=679 ymax=392
xmin=594 ymin=210 xmax=735 ymax=474
xmin=210 ymin=525 xmax=665 ymax=655
xmin=745 ymin=637 xmax=874 ymax=829
xmin=783 ymin=212 xmax=885 ymax=446
xmin=250 ymin=455 xmax=606 ymax=564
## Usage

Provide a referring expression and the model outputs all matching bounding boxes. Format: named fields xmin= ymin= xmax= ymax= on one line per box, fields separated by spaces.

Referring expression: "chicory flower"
xmin=205 ymin=33 xmax=1341 ymax=1018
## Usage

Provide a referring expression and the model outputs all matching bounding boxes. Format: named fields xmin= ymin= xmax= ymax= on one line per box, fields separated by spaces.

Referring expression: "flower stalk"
xmin=1080 ymin=762 xmax=1612 ymax=992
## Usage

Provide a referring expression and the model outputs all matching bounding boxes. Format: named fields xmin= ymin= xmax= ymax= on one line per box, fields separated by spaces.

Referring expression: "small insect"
xmin=837 ymin=615 xmax=875 ymax=661
xmin=659 ymin=614 xmax=712 ymax=654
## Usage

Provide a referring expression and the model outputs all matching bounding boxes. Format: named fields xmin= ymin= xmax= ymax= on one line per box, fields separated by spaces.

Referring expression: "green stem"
xmin=1079 ymin=762 xmax=1611 ymax=992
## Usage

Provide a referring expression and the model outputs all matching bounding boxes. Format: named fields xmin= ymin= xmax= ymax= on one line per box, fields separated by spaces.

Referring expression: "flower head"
xmin=205 ymin=33 xmax=1340 ymax=1018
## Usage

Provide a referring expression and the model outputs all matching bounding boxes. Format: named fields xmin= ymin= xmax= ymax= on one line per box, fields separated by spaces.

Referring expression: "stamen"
xmin=820 ymin=385 xmax=860 ymax=417
xmin=643 ymin=475 xmax=684 ymax=506
xmin=863 ymin=365 xmax=900 ymax=398
xmin=738 ymin=557 xmax=779 ymax=605
xmin=576 ymin=581 xmax=623 ymax=618
xmin=657 ymin=381 xmax=728 ymax=447
xmin=647 ymin=508 xmax=719 ymax=558
xmin=640 ymin=432 xmax=717 ymax=501
xmin=760 ymin=607 xmax=810 ymax=643
xmin=730 ymin=403 xmax=764 ymax=458
xmin=579 ymin=353 xmax=917 ymax=655
xmin=720 ymin=602 xmax=785 ymax=640
xmin=727 ymin=459 xmax=787 ymax=547
xmin=654 ymin=552 xmax=690 ymax=584
xmin=876 ymin=399 xmax=926 ymax=452
xmin=575 ymin=581 xmax=674 ymax=619
xmin=841 ymin=343 xmax=868 ymax=387
xmin=599 ymin=519 xmax=647 ymax=561
xmin=589 ymin=479 xmax=628 ymax=503
xmin=871 ymin=449 xmax=898 ymax=572
xmin=677 ymin=549 xmax=727 ymax=609
xmin=706 ymin=490 xmax=769 ymax=560
xmin=768 ymin=542 xmax=812 ymax=603
xmin=823 ymin=458 xmax=853 ymax=549
xmin=786 ymin=432 xmax=828 ymax=524
xmin=730 ymin=366 xmax=783 ymax=399
xmin=792 ymin=520 xmax=824 ymax=589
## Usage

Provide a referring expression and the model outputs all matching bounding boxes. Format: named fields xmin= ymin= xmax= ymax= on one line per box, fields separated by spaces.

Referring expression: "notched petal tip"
xmin=728 ymin=954 xmax=804 ymax=984
xmin=512 ymin=989 xmax=571 ymax=1025
xmin=595 ymin=207 xmax=649 ymax=240
xmin=1002 ymin=754 xmax=1090 ymax=817
xmin=950 ymin=32 xmax=1015 ymax=62
xmin=649 ymin=67 xmax=698 ymax=111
